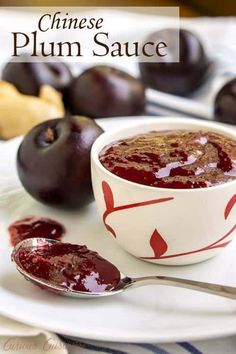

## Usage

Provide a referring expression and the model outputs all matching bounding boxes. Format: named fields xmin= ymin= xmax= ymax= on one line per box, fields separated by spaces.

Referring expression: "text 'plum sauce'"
xmin=99 ymin=130 xmax=236 ymax=189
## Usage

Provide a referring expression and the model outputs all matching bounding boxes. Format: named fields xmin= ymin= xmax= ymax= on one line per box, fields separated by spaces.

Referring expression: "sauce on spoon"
xmin=17 ymin=242 xmax=121 ymax=293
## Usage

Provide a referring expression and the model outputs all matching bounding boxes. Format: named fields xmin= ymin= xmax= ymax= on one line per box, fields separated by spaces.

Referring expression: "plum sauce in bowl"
xmin=99 ymin=130 xmax=236 ymax=189
xmin=91 ymin=117 xmax=236 ymax=266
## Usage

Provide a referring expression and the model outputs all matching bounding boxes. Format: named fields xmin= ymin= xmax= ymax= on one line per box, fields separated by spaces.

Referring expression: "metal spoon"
xmin=12 ymin=238 xmax=236 ymax=300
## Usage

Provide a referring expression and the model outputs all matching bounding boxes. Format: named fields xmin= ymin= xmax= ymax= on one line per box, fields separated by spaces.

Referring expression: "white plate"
xmin=1 ymin=116 xmax=236 ymax=343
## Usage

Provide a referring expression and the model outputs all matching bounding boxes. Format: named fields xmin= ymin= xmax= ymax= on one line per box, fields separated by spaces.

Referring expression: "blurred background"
xmin=0 ymin=0 xmax=235 ymax=17
xmin=0 ymin=0 xmax=235 ymax=137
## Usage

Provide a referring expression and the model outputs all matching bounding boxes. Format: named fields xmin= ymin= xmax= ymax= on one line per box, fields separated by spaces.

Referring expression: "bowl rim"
xmin=91 ymin=116 xmax=236 ymax=193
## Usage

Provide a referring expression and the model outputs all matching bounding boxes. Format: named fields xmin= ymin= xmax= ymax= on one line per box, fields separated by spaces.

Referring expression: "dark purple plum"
xmin=65 ymin=65 xmax=146 ymax=118
xmin=17 ymin=116 xmax=103 ymax=209
xmin=139 ymin=28 xmax=210 ymax=96
xmin=2 ymin=55 xmax=73 ymax=96
xmin=214 ymin=78 xmax=236 ymax=125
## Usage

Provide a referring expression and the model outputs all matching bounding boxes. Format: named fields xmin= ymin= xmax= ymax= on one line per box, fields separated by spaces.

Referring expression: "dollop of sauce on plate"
xmin=8 ymin=216 xmax=65 ymax=247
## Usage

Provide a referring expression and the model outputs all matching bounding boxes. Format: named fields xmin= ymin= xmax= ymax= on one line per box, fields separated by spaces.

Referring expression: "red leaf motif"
xmin=102 ymin=181 xmax=114 ymax=212
xmin=225 ymin=194 xmax=236 ymax=220
xmin=150 ymin=229 xmax=168 ymax=258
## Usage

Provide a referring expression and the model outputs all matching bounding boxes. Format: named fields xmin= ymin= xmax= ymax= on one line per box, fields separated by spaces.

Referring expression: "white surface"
xmin=0 ymin=117 xmax=236 ymax=343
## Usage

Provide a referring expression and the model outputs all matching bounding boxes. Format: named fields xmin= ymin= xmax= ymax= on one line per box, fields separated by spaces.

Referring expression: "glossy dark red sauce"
xmin=99 ymin=130 xmax=236 ymax=189
xmin=8 ymin=216 xmax=65 ymax=247
xmin=18 ymin=242 xmax=121 ymax=292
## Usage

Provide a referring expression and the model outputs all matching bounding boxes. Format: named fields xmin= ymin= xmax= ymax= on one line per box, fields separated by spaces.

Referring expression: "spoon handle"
xmin=128 ymin=276 xmax=236 ymax=300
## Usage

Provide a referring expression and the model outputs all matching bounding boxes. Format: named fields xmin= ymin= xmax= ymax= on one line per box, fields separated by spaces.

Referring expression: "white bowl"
xmin=91 ymin=117 xmax=236 ymax=265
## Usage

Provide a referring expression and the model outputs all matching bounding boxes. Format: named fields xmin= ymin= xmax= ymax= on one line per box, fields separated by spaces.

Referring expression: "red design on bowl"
xmin=101 ymin=181 xmax=236 ymax=261
xmin=150 ymin=229 xmax=168 ymax=258
xmin=102 ymin=181 xmax=173 ymax=238
xmin=145 ymin=193 xmax=236 ymax=260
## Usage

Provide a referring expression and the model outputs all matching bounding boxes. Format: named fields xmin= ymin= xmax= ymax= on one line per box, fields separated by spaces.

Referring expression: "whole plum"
xmin=17 ymin=116 xmax=103 ymax=209
xmin=2 ymin=55 xmax=73 ymax=96
xmin=214 ymin=78 xmax=236 ymax=125
xmin=139 ymin=28 xmax=209 ymax=96
xmin=65 ymin=65 xmax=146 ymax=118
